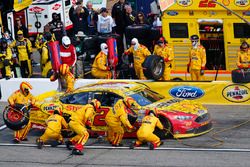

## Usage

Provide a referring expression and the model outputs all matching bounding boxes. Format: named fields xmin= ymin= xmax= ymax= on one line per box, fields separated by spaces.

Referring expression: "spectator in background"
xmin=69 ymin=3 xmax=89 ymax=35
xmin=124 ymin=4 xmax=136 ymax=26
xmin=86 ymin=1 xmax=98 ymax=35
xmin=14 ymin=17 xmax=28 ymax=38
xmin=112 ymin=0 xmax=127 ymax=36
xmin=135 ymin=12 xmax=149 ymax=25
xmin=48 ymin=13 xmax=66 ymax=42
xmin=96 ymin=8 xmax=115 ymax=35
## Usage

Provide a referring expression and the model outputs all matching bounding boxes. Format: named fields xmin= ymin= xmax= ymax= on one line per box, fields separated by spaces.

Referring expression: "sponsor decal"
xmin=222 ymin=84 xmax=250 ymax=103
xmin=177 ymin=0 xmax=193 ymax=6
xmin=169 ymin=86 xmax=205 ymax=99
xmin=167 ymin=11 xmax=179 ymax=16
xmin=222 ymin=0 xmax=231 ymax=6
xmin=29 ymin=6 xmax=45 ymax=13
xmin=52 ymin=3 xmax=61 ymax=10
xmin=235 ymin=0 xmax=249 ymax=6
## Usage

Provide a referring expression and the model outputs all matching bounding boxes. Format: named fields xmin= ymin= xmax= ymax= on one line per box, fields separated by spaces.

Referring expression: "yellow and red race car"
xmin=4 ymin=81 xmax=212 ymax=139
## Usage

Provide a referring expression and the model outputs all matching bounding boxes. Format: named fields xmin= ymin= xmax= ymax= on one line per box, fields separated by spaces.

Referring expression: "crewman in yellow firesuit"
xmin=187 ymin=35 xmax=206 ymax=81
xmin=0 ymin=38 xmax=12 ymax=79
xmin=65 ymin=99 xmax=101 ymax=155
xmin=153 ymin=37 xmax=174 ymax=80
xmin=124 ymin=38 xmax=151 ymax=80
xmin=50 ymin=64 xmax=75 ymax=92
xmin=237 ymin=41 xmax=250 ymax=69
xmin=91 ymin=43 xmax=112 ymax=79
xmin=131 ymin=109 xmax=163 ymax=150
xmin=105 ymin=97 xmax=138 ymax=146
xmin=36 ymin=110 xmax=68 ymax=149
xmin=9 ymin=30 xmax=33 ymax=78
xmin=35 ymin=34 xmax=52 ymax=78
xmin=8 ymin=82 xmax=37 ymax=143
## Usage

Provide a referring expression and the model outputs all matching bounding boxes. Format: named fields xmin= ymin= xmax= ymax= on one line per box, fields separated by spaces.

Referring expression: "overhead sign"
xmin=159 ymin=0 xmax=176 ymax=11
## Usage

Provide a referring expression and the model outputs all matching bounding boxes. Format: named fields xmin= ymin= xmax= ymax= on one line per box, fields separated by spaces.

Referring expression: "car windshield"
xmin=129 ymin=88 xmax=165 ymax=106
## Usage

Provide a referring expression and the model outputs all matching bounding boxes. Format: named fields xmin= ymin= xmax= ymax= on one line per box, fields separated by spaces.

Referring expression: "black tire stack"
xmin=232 ymin=69 xmax=250 ymax=83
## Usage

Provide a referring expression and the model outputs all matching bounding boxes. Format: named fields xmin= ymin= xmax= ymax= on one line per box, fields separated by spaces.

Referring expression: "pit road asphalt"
xmin=0 ymin=104 xmax=249 ymax=167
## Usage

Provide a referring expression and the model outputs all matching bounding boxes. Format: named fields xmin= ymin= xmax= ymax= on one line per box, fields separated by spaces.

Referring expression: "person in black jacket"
xmin=112 ymin=0 xmax=127 ymax=36
xmin=14 ymin=17 xmax=28 ymax=39
xmin=124 ymin=4 xmax=136 ymax=27
xmin=69 ymin=4 xmax=89 ymax=35
xmin=48 ymin=13 xmax=66 ymax=42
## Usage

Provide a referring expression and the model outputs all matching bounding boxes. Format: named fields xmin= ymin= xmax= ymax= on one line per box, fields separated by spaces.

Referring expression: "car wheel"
xmin=143 ymin=55 xmax=165 ymax=80
xmin=231 ymin=69 xmax=250 ymax=83
xmin=3 ymin=104 xmax=29 ymax=130
xmin=154 ymin=115 xmax=172 ymax=139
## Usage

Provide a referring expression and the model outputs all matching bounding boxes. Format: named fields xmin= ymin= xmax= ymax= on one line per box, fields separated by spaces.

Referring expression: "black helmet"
xmin=190 ymin=35 xmax=199 ymax=41
xmin=240 ymin=41 xmax=249 ymax=50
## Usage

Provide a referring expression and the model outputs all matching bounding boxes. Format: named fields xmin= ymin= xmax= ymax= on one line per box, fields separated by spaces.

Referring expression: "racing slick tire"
xmin=154 ymin=115 xmax=172 ymax=139
xmin=231 ymin=69 xmax=250 ymax=83
xmin=3 ymin=104 xmax=30 ymax=130
xmin=142 ymin=55 xmax=165 ymax=80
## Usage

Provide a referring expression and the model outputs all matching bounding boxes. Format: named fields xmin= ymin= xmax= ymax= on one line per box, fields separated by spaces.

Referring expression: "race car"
xmin=4 ymin=81 xmax=212 ymax=139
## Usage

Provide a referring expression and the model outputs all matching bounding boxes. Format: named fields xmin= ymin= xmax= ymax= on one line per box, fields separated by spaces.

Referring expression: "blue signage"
xmin=169 ymin=86 xmax=205 ymax=99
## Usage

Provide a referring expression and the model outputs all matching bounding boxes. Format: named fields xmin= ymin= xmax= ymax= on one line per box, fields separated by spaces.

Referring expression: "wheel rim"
xmin=7 ymin=109 xmax=23 ymax=122
xmin=153 ymin=61 xmax=163 ymax=76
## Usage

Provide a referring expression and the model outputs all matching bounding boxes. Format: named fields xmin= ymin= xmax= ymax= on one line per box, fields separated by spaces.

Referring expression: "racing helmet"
xmin=124 ymin=97 xmax=136 ymax=108
xmin=190 ymin=35 xmax=199 ymax=41
xmin=62 ymin=36 xmax=71 ymax=48
xmin=20 ymin=82 xmax=33 ymax=96
xmin=240 ymin=41 xmax=249 ymax=50
xmin=59 ymin=64 xmax=70 ymax=75
xmin=90 ymin=99 xmax=101 ymax=110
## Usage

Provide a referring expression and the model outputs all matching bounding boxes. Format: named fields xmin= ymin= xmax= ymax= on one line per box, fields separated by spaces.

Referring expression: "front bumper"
xmin=173 ymin=121 xmax=213 ymax=138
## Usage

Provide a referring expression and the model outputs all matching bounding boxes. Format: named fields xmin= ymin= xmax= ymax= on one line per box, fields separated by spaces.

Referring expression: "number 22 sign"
xmin=199 ymin=0 xmax=217 ymax=7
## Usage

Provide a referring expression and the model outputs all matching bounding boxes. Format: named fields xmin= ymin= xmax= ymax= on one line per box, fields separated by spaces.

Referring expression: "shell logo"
xmin=29 ymin=6 xmax=45 ymax=13
xmin=52 ymin=4 xmax=61 ymax=10
xmin=222 ymin=84 xmax=250 ymax=103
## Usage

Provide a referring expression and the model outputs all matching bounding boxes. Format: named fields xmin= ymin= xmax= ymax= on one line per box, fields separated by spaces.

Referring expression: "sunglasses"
xmin=104 ymin=47 xmax=108 ymax=49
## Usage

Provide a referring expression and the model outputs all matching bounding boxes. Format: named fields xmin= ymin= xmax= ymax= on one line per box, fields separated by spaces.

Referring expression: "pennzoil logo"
xmin=222 ymin=85 xmax=250 ymax=103
xmin=177 ymin=0 xmax=193 ymax=6
xmin=235 ymin=0 xmax=249 ymax=6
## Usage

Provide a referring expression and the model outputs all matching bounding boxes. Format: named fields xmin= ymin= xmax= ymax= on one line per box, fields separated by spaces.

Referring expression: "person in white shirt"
xmin=96 ymin=7 xmax=115 ymax=35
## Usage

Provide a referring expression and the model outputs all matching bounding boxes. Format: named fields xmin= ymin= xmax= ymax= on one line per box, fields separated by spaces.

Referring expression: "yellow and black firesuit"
xmin=0 ymin=38 xmax=12 ymax=79
xmin=8 ymin=82 xmax=37 ymax=143
xmin=9 ymin=30 xmax=33 ymax=78
xmin=153 ymin=37 xmax=174 ymax=80
xmin=105 ymin=97 xmax=137 ymax=146
xmin=134 ymin=110 xmax=163 ymax=150
xmin=35 ymin=35 xmax=52 ymax=77
xmin=66 ymin=99 xmax=101 ymax=155
xmin=125 ymin=38 xmax=151 ymax=80
xmin=187 ymin=35 xmax=206 ymax=81
xmin=237 ymin=42 xmax=250 ymax=69
xmin=91 ymin=43 xmax=112 ymax=79
xmin=36 ymin=110 xmax=68 ymax=149
xmin=50 ymin=64 xmax=75 ymax=92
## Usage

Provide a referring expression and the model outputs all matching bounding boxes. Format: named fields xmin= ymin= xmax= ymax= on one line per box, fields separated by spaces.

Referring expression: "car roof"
xmin=74 ymin=81 xmax=147 ymax=93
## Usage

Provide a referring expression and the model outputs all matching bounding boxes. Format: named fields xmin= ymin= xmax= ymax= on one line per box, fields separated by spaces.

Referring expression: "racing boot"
xmin=36 ymin=138 xmax=44 ymax=149
xmin=13 ymin=138 xmax=20 ymax=144
xmin=65 ymin=140 xmax=73 ymax=150
xmin=148 ymin=142 xmax=157 ymax=150
xmin=72 ymin=148 xmax=83 ymax=155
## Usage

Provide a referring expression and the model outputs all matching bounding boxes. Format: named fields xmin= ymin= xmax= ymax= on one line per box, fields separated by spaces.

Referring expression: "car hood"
xmin=146 ymin=98 xmax=207 ymax=115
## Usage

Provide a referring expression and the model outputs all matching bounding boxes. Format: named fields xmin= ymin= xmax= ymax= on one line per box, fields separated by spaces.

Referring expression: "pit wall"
xmin=0 ymin=78 xmax=249 ymax=105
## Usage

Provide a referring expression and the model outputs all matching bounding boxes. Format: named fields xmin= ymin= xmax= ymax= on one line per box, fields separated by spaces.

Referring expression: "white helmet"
xmin=131 ymin=38 xmax=139 ymax=50
xmin=100 ymin=43 xmax=108 ymax=55
xmin=62 ymin=36 xmax=71 ymax=48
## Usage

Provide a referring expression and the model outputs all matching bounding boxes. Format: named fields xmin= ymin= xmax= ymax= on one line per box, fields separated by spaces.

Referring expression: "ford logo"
xmin=169 ymin=86 xmax=205 ymax=99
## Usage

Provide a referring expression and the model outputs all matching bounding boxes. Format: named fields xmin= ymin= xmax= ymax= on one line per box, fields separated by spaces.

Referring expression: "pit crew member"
xmin=237 ymin=41 xmax=250 ymax=69
xmin=124 ymin=38 xmax=151 ymax=80
xmin=187 ymin=35 xmax=206 ymax=81
xmin=153 ymin=37 xmax=174 ymax=80
xmin=0 ymin=38 xmax=12 ymax=80
xmin=60 ymin=36 xmax=77 ymax=69
xmin=91 ymin=43 xmax=112 ymax=79
xmin=65 ymin=99 xmax=101 ymax=155
xmin=36 ymin=110 xmax=68 ymax=149
xmin=8 ymin=82 xmax=37 ymax=143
